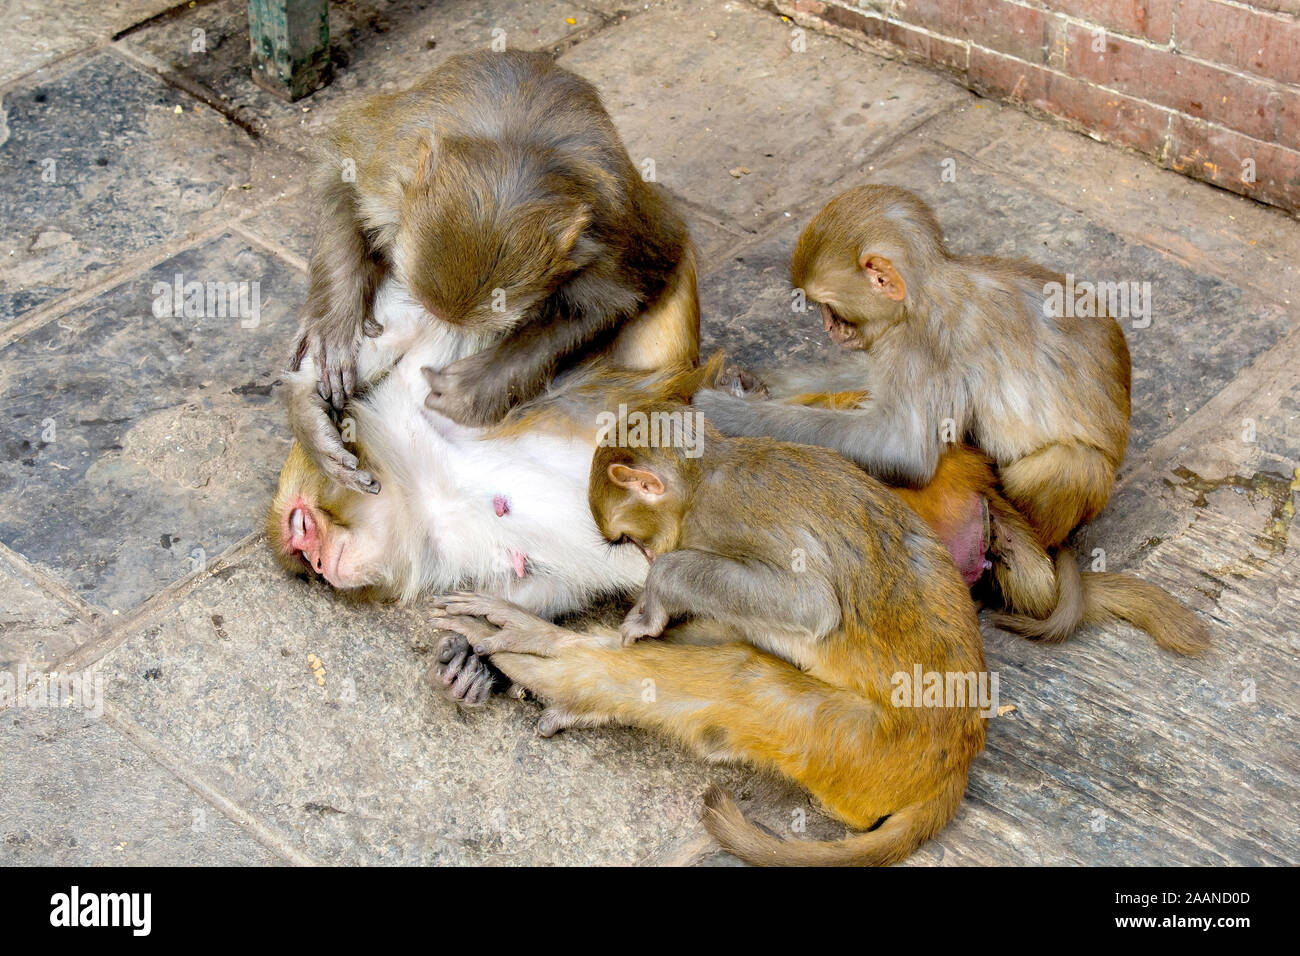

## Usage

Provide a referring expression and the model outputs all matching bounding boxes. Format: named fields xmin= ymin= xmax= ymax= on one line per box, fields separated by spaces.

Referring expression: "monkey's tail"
xmin=989 ymin=550 xmax=1210 ymax=654
xmin=701 ymin=782 xmax=959 ymax=867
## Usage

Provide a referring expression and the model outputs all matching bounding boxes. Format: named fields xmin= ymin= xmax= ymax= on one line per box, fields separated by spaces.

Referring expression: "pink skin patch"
xmin=493 ymin=494 xmax=510 ymax=517
xmin=939 ymin=494 xmax=992 ymax=586
xmin=510 ymin=550 xmax=527 ymax=578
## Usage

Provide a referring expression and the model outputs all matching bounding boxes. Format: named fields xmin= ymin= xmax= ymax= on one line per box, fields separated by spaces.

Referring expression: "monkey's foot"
xmin=427 ymin=632 xmax=497 ymax=706
xmin=715 ymin=364 xmax=769 ymax=399
xmin=619 ymin=596 xmax=669 ymax=645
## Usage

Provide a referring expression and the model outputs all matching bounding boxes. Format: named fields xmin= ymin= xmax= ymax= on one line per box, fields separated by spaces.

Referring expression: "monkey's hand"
xmin=286 ymin=382 xmax=381 ymax=495
xmin=714 ymin=364 xmax=770 ymax=400
xmin=290 ymin=314 xmax=384 ymax=413
xmin=421 ymin=352 xmax=516 ymax=428
xmin=620 ymin=593 xmax=670 ymax=646
xmin=427 ymin=631 xmax=498 ymax=707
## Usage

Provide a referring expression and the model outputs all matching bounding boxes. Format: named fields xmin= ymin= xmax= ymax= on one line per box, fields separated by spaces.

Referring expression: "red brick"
xmin=968 ymin=46 xmax=1170 ymax=155
xmin=818 ymin=4 xmax=969 ymax=72
xmin=1039 ymin=0 xmax=1175 ymax=44
xmin=1177 ymin=0 xmax=1300 ymax=86
xmin=1168 ymin=113 xmax=1300 ymax=211
xmin=885 ymin=0 xmax=1049 ymax=63
xmin=1062 ymin=24 xmax=1281 ymax=144
xmin=1237 ymin=0 xmax=1300 ymax=15
xmin=1279 ymin=88 xmax=1300 ymax=153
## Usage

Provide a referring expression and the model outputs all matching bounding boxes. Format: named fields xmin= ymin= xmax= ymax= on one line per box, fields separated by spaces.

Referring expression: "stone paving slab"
xmin=0 ymin=52 xmax=258 ymax=330
xmin=121 ymin=0 xmax=598 ymax=139
xmin=0 ymin=551 xmax=93 ymax=671
xmin=559 ymin=0 xmax=969 ymax=233
xmin=0 ymin=234 xmax=303 ymax=612
xmin=0 ymin=708 xmax=280 ymax=865
xmin=94 ymin=548 xmax=756 ymax=865
xmin=0 ymin=0 xmax=176 ymax=85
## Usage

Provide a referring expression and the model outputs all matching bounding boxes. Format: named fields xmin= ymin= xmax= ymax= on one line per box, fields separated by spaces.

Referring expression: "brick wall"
xmin=782 ymin=0 xmax=1300 ymax=215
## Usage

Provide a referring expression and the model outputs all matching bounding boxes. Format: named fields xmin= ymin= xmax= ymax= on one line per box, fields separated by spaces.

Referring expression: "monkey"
xmin=270 ymin=274 xmax=711 ymax=704
xmin=694 ymin=184 xmax=1130 ymax=551
xmin=288 ymin=49 xmax=698 ymax=493
xmin=697 ymin=187 xmax=1208 ymax=654
xmin=431 ymin=408 xmax=989 ymax=866
xmin=714 ymin=366 xmax=1207 ymax=653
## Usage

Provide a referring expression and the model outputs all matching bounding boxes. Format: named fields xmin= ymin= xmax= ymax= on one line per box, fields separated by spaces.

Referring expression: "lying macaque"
xmin=270 ymin=276 xmax=708 ymax=700
xmin=289 ymin=49 xmax=698 ymax=492
xmin=433 ymin=409 xmax=988 ymax=866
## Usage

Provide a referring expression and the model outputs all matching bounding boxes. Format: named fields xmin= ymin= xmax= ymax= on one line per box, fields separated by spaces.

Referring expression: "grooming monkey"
xmin=695 ymin=184 xmax=1129 ymax=548
xmin=434 ymin=410 xmax=987 ymax=866
xmin=289 ymin=49 xmax=698 ymax=492
xmin=700 ymin=186 xmax=1208 ymax=653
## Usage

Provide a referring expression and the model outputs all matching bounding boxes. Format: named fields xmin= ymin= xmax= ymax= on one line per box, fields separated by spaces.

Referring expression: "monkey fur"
xmin=434 ymin=411 xmax=988 ymax=866
xmin=290 ymin=49 xmax=698 ymax=493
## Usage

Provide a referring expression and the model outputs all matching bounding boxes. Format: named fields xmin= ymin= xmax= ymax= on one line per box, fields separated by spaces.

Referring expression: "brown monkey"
xmin=289 ymin=49 xmax=698 ymax=492
xmin=695 ymin=184 xmax=1130 ymax=550
xmin=715 ymin=366 xmax=1206 ymax=653
xmin=433 ymin=409 xmax=988 ymax=866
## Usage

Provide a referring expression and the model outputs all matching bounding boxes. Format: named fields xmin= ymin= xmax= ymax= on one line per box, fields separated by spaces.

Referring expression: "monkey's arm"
xmin=622 ymin=548 xmax=839 ymax=644
xmin=423 ymin=281 xmax=638 ymax=427
xmin=290 ymin=176 xmax=386 ymax=411
xmin=693 ymin=390 xmax=941 ymax=488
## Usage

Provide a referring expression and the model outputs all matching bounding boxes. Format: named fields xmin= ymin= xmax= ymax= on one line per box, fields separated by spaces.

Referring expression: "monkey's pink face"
xmin=281 ymin=497 xmax=373 ymax=589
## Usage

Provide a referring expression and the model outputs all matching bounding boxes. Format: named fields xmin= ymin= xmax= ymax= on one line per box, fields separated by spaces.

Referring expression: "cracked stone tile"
xmin=0 ymin=708 xmax=280 ymax=864
xmin=97 ymin=547 xmax=754 ymax=865
xmin=0 ymin=52 xmax=256 ymax=327
xmin=120 ymin=0 xmax=598 ymax=139
xmin=559 ymin=0 xmax=969 ymax=232
xmin=0 ymin=233 xmax=304 ymax=612
xmin=918 ymin=101 xmax=1300 ymax=307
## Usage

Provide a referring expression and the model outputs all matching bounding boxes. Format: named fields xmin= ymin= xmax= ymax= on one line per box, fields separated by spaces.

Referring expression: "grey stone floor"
xmin=1 ymin=0 xmax=1296 ymax=866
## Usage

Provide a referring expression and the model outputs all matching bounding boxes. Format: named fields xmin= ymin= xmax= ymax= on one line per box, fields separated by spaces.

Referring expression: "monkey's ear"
xmin=607 ymin=463 xmax=665 ymax=499
xmin=858 ymin=253 xmax=907 ymax=301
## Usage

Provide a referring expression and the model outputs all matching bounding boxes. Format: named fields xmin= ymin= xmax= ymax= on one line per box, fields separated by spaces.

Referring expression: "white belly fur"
xmin=348 ymin=279 xmax=647 ymax=617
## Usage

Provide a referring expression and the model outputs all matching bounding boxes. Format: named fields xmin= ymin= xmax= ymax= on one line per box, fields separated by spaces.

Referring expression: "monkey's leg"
xmin=606 ymin=241 xmax=700 ymax=370
xmin=444 ymin=613 xmax=896 ymax=831
xmin=998 ymin=444 xmax=1117 ymax=548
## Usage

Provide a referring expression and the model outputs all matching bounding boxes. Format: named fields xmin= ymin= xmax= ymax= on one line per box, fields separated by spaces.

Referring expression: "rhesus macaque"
xmin=695 ymin=184 xmax=1129 ymax=549
xmin=699 ymin=187 xmax=1208 ymax=653
xmin=289 ymin=49 xmax=699 ymax=492
xmin=433 ymin=411 xmax=988 ymax=866
xmin=269 ymin=276 xmax=705 ymax=703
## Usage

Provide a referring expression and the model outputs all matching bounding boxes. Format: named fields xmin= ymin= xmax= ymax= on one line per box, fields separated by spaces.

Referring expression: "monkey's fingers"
xmin=431 ymin=614 xmax=500 ymax=645
xmin=434 ymin=592 xmax=544 ymax=631
xmin=321 ymin=447 xmax=381 ymax=495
